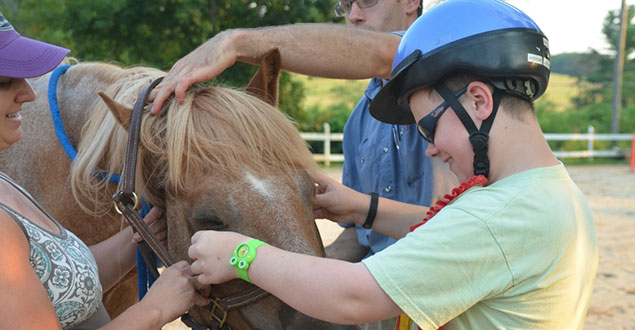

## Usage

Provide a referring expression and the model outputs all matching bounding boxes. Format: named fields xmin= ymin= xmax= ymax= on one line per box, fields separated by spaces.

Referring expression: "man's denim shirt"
xmin=341 ymin=77 xmax=457 ymax=258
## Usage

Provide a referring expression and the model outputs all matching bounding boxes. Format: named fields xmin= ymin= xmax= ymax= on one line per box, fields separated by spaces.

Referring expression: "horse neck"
xmin=56 ymin=65 xmax=121 ymax=146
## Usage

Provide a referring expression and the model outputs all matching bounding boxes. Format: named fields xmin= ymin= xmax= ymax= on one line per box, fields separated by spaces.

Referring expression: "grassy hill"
xmin=293 ymin=74 xmax=369 ymax=111
xmin=294 ymin=72 xmax=580 ymax=114
xmin=538 ymin=73 xmax=580 ymax=111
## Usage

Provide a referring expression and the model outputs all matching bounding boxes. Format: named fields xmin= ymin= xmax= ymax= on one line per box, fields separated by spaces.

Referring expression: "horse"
xmin=0 ymin=51 xmax=359 ymax=329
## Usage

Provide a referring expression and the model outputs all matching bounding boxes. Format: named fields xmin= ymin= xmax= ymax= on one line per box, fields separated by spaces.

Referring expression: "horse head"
xmin=70 ymin=53 xmax=359 ymax=329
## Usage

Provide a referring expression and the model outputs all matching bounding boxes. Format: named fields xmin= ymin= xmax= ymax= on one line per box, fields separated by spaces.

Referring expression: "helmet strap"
xmin=434 ymin=82 xmax=503 ymax=178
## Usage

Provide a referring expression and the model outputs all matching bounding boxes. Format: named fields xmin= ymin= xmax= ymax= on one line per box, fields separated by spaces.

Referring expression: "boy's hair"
xmin=442 ymin=71 xmax=535 ymax=120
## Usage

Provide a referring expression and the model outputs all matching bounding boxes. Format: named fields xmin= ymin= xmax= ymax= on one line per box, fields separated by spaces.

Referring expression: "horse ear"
xmin=98 ymin=91 xmax=132 ymax=130
xmin=246 ymin=48 xmax=281 ymax=107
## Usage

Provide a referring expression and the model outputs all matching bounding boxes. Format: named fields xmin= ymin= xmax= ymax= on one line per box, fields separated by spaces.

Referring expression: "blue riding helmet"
xmin=370 ymin=0 xmax=551 ymax=125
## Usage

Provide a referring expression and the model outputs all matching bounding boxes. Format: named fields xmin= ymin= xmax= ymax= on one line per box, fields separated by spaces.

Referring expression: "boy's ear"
xmin=467 ymin=81 xmax=494 ymax=121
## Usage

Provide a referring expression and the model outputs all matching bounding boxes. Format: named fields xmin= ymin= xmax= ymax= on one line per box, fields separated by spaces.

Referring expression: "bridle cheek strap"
xmin=112 ymin=78 xmax=269 ymax=330
xmin=434 ymin=82 xmax=502 ymax=178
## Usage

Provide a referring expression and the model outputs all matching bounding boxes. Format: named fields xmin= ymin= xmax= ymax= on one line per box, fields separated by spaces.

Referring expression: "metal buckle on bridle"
xmin=180 ymin=298 xmax=231 ymax=330
xmin=209 ymin=297 xmax=229 ymax=329
xmin=112 ymin=191 xmax=140 ymax=215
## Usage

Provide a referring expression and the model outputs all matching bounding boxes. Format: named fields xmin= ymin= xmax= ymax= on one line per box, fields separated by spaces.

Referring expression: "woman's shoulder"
xmin=0 ymin=206 xmax=31 ymax=259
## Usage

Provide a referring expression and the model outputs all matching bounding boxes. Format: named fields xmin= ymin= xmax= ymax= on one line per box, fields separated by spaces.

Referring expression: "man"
xmin=328 ymin=0 xmax=457 ymax=266
xmin=187 ymin=1 xmax=598 ymax=329
xmin=151 ymin=0 xmax=455 ymax=265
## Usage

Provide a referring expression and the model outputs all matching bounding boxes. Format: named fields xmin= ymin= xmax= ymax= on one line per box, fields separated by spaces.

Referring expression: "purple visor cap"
xmin=0 ymin=13 xmax=70 ymax=78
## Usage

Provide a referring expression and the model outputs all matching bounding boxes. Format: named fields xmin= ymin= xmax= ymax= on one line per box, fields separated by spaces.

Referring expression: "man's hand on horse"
xmin=132 ymin=206 xmax=168 ymax=248
xmin=149 ymin=32 xmax=238 ymax=115
xmin=311 ymin=171 xmax=369 ymax=225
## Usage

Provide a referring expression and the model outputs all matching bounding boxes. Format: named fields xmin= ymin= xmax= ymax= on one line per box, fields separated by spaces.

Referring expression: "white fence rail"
xmin=301 ymin=124 xmax=634 ymax=165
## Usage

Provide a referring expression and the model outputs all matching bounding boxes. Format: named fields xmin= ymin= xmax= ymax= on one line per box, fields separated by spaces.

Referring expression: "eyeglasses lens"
xmin=333 ymin=0 xmax=379 ymax=17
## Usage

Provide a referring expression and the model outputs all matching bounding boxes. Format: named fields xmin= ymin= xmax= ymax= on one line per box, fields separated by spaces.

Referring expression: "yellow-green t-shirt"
xmin=363 ymin=164 xmax=597 ymax=330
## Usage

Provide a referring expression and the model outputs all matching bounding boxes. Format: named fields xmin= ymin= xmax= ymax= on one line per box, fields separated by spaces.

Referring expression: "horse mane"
xmin=69 ymin=62 xmax=317 ymax=214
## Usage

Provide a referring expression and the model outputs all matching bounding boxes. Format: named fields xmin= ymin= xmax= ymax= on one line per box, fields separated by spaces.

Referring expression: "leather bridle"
xmin=112 ymin=77 xmax=269 ymax=330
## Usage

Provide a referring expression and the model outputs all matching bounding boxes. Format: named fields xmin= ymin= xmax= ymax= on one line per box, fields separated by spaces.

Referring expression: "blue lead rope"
xmin=48 ymin=65 xmax=75 ymax=161
xmin=48 ymin=64 xmax=157 ymax=299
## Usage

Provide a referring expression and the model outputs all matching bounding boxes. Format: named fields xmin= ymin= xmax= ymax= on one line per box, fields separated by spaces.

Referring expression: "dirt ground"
xmin=167 ymin=164 xmax=635 ymax=329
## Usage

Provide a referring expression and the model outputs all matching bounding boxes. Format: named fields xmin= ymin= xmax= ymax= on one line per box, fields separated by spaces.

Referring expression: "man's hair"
xmin=417 ymin=0 xmax=423 ymax=16
xmin=441 ymin=72 xmax=535 ymax=120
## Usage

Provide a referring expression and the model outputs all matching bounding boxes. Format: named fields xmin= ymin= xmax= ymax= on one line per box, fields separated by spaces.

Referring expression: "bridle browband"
xmin=112 ymin=77 xmax=269 ymax=330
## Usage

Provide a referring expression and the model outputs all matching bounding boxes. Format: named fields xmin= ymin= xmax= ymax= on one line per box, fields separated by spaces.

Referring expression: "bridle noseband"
xmin=113 ymin=77 xmax=269 ymax=330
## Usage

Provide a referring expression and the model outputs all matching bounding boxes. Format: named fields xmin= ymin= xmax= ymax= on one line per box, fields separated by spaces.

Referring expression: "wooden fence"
xmin=301 ymin=123 xmax=635 ymax=166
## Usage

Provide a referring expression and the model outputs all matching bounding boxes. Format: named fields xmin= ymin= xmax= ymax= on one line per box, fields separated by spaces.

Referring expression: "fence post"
xmin=630 ymin=131 xmax=635 ymax=172
xmin=587 ymin=126 xmax=594 ymax=161
xmin=323 ymin=122 xmax=331 ymax=167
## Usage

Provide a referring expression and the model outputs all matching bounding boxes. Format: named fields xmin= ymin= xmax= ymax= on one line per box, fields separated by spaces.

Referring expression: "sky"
xmin=504 ymin=0 xmax=632 ymax=55
xmin=425 ymin=0 xmax=633 ymax=55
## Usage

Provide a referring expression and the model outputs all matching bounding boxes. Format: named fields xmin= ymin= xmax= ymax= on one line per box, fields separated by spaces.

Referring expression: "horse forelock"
xmin=157 ymin=86 xmax=318 ymax=194
xmin=70 ymin=62 xmax=317 ymax=215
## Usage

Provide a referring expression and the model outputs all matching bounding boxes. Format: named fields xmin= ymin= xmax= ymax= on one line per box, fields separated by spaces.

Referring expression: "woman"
xmin=0 ymin=12 xmax=209 ymax=329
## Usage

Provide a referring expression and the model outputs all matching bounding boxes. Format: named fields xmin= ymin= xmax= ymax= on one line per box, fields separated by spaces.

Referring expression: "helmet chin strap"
xmin=434 ymin=82 xmax=503 ymax=178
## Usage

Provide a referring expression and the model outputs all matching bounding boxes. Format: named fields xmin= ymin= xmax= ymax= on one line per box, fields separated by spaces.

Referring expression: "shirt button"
xmin=384 ymin=186 xmax=392 ymax=193
xmin=361 ymin=157 xmax=365 ymax=164
xmin=383 ymin=147 xmax=389 ymax=153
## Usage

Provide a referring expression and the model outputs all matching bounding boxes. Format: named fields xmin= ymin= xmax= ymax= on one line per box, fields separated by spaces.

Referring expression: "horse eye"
xmin=193 ymin=216 xmax=227 ymax=230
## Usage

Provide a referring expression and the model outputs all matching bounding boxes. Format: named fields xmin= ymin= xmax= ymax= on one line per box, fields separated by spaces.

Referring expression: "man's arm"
xmin=233 ymin=24 xmax=399 ymax=79
xmin=312 ymin=172 xmax=427 ymax=239
xmin=151 ymin=23 xmax=400 ymax=113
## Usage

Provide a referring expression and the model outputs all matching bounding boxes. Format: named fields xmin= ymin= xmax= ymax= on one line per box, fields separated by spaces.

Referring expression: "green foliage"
xmin=549 ymin=6 xmax=635 ymax=109
xmin=0 ymin=0 xmax=339 ymax=120
xmin=536 ymin=101 xmax=635 ymax=152
xmin=602 ymin=4 xmax=635 ymax=57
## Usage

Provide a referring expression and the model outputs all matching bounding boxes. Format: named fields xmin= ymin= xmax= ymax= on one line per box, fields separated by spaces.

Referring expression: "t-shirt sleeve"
xmin=362 ymin=208 xmax=513 ymax=329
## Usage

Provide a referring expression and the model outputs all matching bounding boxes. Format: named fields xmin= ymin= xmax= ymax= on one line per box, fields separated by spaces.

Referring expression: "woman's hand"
xmin=311 ymin=171 xmax=369 ymax=225
xmin=139 ymin=261 xmax=210 ymax=325
xmin=132 ymin=207 xmax=167 ymax=249
xmin=188 ymin=231 xmax=250 ymax=285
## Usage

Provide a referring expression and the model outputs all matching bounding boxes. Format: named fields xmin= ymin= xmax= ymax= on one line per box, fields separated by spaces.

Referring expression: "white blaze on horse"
xmin=0 ymin=51 xmax=359 ymax=330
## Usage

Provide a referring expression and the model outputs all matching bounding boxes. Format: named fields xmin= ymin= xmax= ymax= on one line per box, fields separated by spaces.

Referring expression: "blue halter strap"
xmin=47 ymin=65 xmax=156 ymax=298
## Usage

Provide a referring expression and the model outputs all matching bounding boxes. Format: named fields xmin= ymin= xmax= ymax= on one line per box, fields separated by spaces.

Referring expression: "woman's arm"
xmin=189 ymin=231 xmax=403 ymax=325
xmin=312 ymin=172 xmax=427 ymax=239
xmin=98 ymin=261 xmax=210 ymax=330
xmin=0 ymin=212 xmax=62 ymax=329
xmin=0 ymin=210 xmax=206 ymax=330
xmin=89 ymin=207 xmax=166 ymax=292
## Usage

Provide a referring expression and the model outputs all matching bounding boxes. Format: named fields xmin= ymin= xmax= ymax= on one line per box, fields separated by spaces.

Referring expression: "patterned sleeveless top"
xmin=0 ymin=173 xmax=104 ymax=329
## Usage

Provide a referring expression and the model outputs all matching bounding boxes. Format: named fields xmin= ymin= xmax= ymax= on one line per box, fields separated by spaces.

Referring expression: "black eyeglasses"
xmin=417 ymin=87 xmax=467 ymax=143
xmin=333 ymin=0 xmax=380 ymax=17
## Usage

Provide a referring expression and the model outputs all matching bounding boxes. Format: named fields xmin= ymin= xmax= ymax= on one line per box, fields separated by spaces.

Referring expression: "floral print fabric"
xmin=0 ymin=174 xmax=102 ymax=329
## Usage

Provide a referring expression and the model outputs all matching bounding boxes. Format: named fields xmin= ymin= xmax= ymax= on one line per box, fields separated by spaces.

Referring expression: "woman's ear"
xmin=466 ymin=81 xmax=494 ymax=121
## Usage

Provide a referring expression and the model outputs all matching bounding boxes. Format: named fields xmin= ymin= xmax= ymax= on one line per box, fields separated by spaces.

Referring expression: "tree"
xmin=0 ymin=0 xmax=339 ymax=120
xmin=556 ymin=5 xmax=635 ymax=111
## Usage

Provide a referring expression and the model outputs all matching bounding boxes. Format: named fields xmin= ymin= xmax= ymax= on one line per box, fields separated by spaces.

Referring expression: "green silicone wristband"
xmin=229 ymin=239 xmax=267 ymax=283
